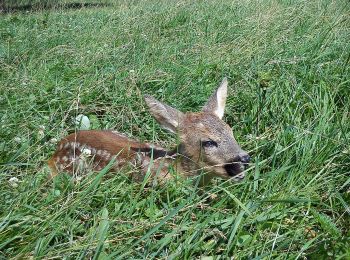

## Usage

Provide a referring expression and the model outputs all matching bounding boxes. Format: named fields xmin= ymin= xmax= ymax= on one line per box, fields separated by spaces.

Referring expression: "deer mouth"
xmin=224 ymin=161 xmax=247 ymax=181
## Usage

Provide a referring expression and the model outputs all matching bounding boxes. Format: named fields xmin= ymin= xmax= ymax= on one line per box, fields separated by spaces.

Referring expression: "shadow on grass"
xmin=0 ymin=2 xmax=110 ymax=14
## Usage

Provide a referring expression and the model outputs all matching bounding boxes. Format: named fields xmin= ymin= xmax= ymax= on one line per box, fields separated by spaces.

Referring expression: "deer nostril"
xmin=239 ymin=154 xmax=251 ymax=163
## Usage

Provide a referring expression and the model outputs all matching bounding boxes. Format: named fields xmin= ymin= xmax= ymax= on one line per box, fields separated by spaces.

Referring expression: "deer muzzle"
xmin=224 ymin=152 xmax=250 ymax=181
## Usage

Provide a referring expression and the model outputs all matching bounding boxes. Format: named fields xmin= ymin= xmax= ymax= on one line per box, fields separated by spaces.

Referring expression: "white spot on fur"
xmin=102 ymin=151 xmax=111 ymax=160
xmin=64 ymin=143 xmax=70 ymax=149
xmin=97 ymin=150 xmax=102 ymax=156
xmin=59 ymin=143 xmax=64 ymax=150
xmin=71 ymin=142 xmax=80 ymax=148
xmin=102 ymin=150 xmax=109 ymax=157
xmin=62 ymin=156 xmax=68 ymax=162
xmin=81 ymin=148 xmax=92 ymax=156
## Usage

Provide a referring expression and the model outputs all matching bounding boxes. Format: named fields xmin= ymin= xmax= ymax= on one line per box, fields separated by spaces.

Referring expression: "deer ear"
xmin=144 ymin=95 xmax=184 ymax=134
xmin=202 ymin=77 xmax=228 ymax=119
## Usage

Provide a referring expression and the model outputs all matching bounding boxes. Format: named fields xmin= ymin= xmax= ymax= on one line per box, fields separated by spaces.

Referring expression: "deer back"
xmin=48 ymin=130 xmax=168 ymax=178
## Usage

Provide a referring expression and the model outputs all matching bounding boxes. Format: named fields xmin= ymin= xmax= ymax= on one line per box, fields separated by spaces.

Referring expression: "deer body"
xmin=48 ymin=129 xmax=181 ymax=181
xmin=48 ymin=78 xmax=250 ymax=184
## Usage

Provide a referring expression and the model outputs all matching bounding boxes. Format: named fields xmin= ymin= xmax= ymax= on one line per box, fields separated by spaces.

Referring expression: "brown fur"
xmin=48 ymin=130 xmax=163 ymax=179
xmin=177 ymin=112 xmax=245 ymax=180
xmin=48 ymin=78 xmax=250 ymax=184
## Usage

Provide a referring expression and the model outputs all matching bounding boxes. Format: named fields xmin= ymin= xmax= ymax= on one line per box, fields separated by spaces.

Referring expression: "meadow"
xmin=0 ymin=0 xmax=349 ymax=258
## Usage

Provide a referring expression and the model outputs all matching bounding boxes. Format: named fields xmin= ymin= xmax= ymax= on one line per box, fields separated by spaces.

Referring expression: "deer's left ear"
xmin=202 ymin=77 xmax=228 ymax=119
xmin=144 ymin=95 xmax=184 ymax=134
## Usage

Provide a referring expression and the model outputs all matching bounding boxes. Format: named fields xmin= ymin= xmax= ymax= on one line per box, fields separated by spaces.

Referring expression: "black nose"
xmin=239 ymin=154 xmax=250 ymax=163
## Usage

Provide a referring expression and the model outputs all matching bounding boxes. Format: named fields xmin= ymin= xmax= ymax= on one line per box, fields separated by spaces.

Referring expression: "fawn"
xmin=48 ymin=78 xmax=250 ymax=184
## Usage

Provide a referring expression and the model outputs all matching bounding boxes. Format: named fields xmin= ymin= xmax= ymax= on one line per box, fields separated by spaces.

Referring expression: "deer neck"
xmin=135 ymin=143 xmax=211 ymax=185
xmin=175 ymin=144 xmax=214 ymax=185
xmin=157 ymin=144 xmax=210 ymax=181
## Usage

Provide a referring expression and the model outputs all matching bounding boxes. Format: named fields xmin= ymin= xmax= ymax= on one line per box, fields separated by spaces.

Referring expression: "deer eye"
xmin=201 ymin=140 xmax=218 ymax=148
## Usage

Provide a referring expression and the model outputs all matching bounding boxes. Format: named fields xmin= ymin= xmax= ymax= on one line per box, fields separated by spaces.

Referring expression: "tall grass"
xmin=0 ymin=0 xmax=349 ymax=258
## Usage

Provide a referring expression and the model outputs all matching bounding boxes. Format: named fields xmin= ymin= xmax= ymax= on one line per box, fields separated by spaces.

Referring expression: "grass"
xmin=0 ymin=0 xmax=349 ymax=258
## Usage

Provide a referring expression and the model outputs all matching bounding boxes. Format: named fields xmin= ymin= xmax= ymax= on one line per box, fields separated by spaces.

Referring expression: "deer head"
xmin=144 ymin=78 xmax=250 ymax=182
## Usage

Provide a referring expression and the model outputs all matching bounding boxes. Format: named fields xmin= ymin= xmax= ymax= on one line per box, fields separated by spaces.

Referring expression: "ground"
xmin=0 ymin=0 xmax=349 ymax=258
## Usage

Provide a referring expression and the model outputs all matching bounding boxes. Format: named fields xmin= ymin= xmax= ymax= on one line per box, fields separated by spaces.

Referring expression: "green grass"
xmin=1 ymin=0 xmax=350 ymax=258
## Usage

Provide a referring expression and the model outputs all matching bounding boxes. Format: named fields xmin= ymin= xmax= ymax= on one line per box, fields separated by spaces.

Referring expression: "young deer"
xmin=48 ymin=78 xmax=250 ymax=184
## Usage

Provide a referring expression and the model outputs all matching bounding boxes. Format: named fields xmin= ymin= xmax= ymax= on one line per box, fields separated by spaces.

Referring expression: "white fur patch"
xmin=72 ymin=142 xmax=80 ymax=148
xmin=214 ymin=78 xmax=228 ymax=119
xmin=102 ymin=150 xmax=110 ymax=160
xmin=81 ymin=148 xmax=92 ymax=156
xmin=97 ymin=150 xmax=102 ymax=156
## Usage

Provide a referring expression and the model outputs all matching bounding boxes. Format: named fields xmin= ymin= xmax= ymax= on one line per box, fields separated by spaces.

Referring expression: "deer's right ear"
xmin=144 ymin=95 xmax=184 ymax=134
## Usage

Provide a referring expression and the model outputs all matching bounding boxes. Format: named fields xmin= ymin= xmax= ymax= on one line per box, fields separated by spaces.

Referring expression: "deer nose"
xmin=239 ymin=154 xmax=250 ymax=163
